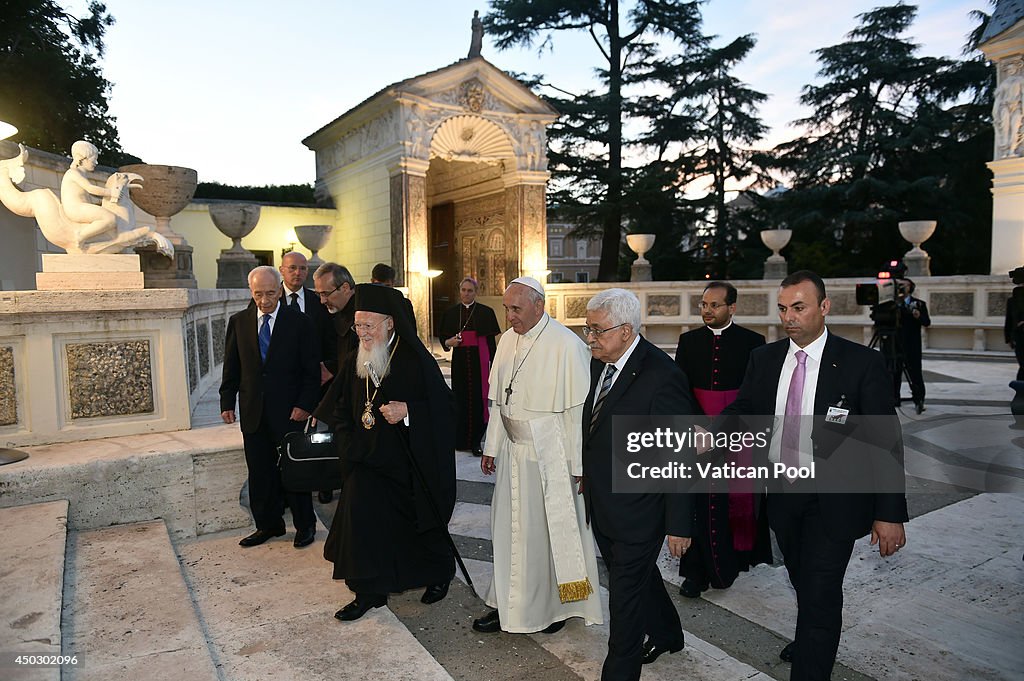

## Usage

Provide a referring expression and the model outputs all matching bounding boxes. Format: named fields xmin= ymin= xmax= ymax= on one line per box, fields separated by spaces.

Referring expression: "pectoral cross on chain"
xmin=505 ymin=384 xmax=514 ymax=404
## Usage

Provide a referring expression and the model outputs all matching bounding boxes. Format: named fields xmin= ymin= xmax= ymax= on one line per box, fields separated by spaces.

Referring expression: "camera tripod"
xmin=868 ymin=326 xmax=922 ymax=413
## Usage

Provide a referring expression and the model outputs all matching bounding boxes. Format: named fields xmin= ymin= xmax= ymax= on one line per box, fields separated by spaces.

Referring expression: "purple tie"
xmin=781 ymin=350 xmax=807 ymax=476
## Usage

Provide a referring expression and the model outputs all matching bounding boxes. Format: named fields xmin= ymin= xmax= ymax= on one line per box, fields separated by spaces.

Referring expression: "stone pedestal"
xmin=0 ymin=287 xmax=250 ymax=447
xmin=987 ymin=157 xmax=1024 ymax=276
xmin=764 ymin=256 xmax=788 ymax=280
xmin=631 ymin=262 xmax=653 ymax=282
xmin=36 ymin=254 xmax=144 ymax=291
xmin=904 ymin=251 xmax=931 ymax=277
xmin=136 ymin=243 xmax=197 ymax=289
xmin=216 ymin=253 xmax=258 ymax=289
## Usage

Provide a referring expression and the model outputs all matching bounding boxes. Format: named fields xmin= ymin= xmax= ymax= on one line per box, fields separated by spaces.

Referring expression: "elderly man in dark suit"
xmin=221 ymin=265 xmax=321 ymax=549
xmin=720 ymin=270 xmax=908 ymax=681
xmin=581 ymin=288 xmax=697 ymax=681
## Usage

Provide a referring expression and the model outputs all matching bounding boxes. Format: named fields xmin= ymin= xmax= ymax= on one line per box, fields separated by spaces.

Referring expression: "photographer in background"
xmin=1005 ymin=267 xmax=1024 ymax=380
xmin=895 ymin=279 xmax=931 ymax=414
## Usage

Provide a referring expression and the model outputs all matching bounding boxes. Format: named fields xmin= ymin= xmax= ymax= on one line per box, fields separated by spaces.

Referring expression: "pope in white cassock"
xmin=472 ymin=277 xmax=604 ymax=635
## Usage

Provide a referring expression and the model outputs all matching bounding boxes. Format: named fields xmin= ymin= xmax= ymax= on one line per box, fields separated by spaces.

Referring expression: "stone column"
xmin=503 ymin=170 xmax=550 ymax=282
xmin=388 ymin=158 xmax=430 ymax=340
xmin=979 ymin=42 xmax=1024 ymax=274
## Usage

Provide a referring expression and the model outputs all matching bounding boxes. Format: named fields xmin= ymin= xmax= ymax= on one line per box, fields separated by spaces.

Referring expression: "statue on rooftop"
xmin=0 ymin=141 xmax=173 ymax=258
xmin=995 ymin=58 xmax=1024 ymax=159
xmin=468 ymin=10 xmax=483 ymax=58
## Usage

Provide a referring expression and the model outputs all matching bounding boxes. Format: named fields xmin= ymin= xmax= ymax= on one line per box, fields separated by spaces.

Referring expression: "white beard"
xmin=355 ymin=340 xmax=391 ymax=383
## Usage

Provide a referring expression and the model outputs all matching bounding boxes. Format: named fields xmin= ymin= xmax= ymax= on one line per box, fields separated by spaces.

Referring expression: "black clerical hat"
xmin=354 ymin=282 xmax=398 ymax=315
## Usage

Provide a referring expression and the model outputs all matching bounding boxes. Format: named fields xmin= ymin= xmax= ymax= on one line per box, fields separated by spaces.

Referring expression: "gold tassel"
xmin=558 ymin=578 xmax=594 ymax=603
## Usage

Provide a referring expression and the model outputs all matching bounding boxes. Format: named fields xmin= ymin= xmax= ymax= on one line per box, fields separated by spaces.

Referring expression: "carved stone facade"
xmin=304 ymin=57 xmax=558 ymax=339
xmin=66 ymin=340 xmax=155 ymax=419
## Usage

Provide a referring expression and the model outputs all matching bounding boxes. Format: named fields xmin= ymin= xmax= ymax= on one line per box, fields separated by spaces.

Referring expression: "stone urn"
xmin=119 ymin=164 xmax=197 ymax=242
xmin=210 ymin=203 xmax=261 ymax=288
xmin=761 ymin=228 xmax=792 ymax=280
xmin=294 ymin=224 xmax=333 ymax=271
xmin=899 ymin=220 xmax=937 ymax=277
xmin=626 ymin=233 xmax=656 ymax=282
xmin=120 ymin=163 xmax=199 ymax=288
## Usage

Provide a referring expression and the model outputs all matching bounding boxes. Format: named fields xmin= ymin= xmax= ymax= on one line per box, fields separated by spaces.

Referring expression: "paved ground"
xmin=192 ymin=357 xmax=1023 ymax=681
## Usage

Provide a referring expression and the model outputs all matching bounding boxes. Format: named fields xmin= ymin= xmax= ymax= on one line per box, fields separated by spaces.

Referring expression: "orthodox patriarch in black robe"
xmin=438 ymin=299 xmax=500 ymax=454
xmin=674 ymin=323 xmax=773 ymax=593
xmin=324 ymin=285 xmax=456 ymax=596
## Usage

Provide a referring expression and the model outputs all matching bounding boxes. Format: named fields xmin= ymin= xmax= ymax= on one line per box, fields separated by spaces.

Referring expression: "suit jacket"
xmin=219 ymin=303 xmax=320 ymax=439
xmin=582 ymin=336 xmax=698 ymax=542
xmin=897 ymin=296 xmax=929 ymax=358
xmin=721 ymin=332 xmax=909 ymax=541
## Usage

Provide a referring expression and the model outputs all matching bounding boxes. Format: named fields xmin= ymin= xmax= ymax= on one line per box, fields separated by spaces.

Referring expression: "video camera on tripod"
xmin=855 ymin=259 xmax=908 ymax=337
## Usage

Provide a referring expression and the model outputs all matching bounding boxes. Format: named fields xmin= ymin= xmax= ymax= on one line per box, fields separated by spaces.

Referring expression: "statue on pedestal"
xmin=0 ymin=141 xmax=173 ymax=258
xmin=995 ymin=58 xmax=1024 ymax=159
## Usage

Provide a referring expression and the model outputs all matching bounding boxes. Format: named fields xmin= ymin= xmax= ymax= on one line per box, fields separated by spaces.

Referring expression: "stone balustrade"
xmin=543 ymin=275 xmax=1014 ymax=354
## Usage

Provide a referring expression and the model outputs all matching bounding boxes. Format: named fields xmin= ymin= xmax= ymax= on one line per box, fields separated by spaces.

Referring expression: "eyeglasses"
xmin=315 ymin=284 xmax=343 ymax=298
xmin=283 ymin=265 xmax=308 ymax=272
xmin=352 ymin=318 xmax=390 ymax=333
xmin=699 ymin=302 xmax=729 ymax=311
xmin=581 ymin=322 xmax=627 ymax=338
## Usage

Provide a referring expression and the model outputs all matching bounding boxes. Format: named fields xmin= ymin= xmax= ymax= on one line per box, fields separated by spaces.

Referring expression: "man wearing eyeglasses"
xmin=581 ymin=288 xmax=697 ymax=678
xmin=674 ymin=282 xmax=772 ymax=600
xmin=310 ymin=261 xmax=358 ymax=502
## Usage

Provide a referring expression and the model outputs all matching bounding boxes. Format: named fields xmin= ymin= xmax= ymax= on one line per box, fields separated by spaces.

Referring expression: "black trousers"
xmin=242 ymin=419 xmax=314 ymax=533
xmin=893 ymin=352 xmax=926 ymax=405
xmin=768 ymin=493 xmax=855 ymax=681
xmin=592 ymin=525 xmax=682 ymax=681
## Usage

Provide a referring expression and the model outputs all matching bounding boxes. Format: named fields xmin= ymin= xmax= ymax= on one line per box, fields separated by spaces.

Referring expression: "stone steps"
xmin=61 ymin=520 xmax=218 ymax=681
xmin=175 ymin=522 xmax=455 ymax=681
xmin=0 ymin=499 xmax=68 ymax=681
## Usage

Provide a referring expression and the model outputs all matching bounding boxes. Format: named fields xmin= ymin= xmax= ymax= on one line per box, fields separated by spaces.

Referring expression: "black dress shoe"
xmin=641 ymin=639 xmax=683 ymax=665
xmin=317 ymin=490 xmax=334 ymax=503
xmin=293 ymin=526 xmax=315 ymax=548
xmin=238 ymin=528 xmax=285 ymax=547
xmin=540 ymin=619 xmax=566 ymax=634
xmin=779 ymin=641 xmax=796 ymax=663
xmin=421 ymin=581 xmax=449 ymax=604
xmin=472 ymin=609 xmax=501 ymax=633
xmin=334 ymin=594 xmax=387 ymax=621
xmin=679 ymin=578 xmax=708 ymax=599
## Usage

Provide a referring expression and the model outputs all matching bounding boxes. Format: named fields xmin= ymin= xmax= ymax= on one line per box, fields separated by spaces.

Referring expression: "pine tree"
xmin=0 ymin=1 xmax=135 ymax=164
xmin=485 ymin=0 xmax=704 ymax=281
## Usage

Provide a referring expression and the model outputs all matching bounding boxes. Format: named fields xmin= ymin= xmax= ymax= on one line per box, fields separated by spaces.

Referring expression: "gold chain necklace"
xmin=361 ymin=337 xmax=400 ymax=430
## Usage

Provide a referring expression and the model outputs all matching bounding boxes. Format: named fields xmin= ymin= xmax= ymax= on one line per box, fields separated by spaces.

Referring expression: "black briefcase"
xmin=277 ymin=422 xmax=342 ymax=493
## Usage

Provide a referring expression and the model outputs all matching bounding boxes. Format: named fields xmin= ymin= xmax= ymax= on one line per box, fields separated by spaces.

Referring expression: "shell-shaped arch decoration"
xmin=430 ymin=115 xmax=515 ymax=164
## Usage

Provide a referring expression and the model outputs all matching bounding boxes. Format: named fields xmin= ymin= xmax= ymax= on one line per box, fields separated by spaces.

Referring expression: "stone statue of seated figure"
xmin=61 ymin=140 xmax=119 ymax=241
xmin=0 ymin=141 xmax=173 ymax=258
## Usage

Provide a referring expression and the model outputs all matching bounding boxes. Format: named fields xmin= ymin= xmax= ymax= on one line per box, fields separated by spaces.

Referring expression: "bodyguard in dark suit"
xmin=220 ymin=266 xmax=321 ymax=549
xmin=581 ymin=288 xmax=697 ymax=681
xmin=280 ymin=251 xmax=336 ymax=387
xmin=721 ymin=271 xmax=908 ymax=681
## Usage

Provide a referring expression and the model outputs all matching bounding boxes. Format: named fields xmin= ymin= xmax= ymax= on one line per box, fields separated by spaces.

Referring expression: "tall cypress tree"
xmin=768 ymin=3 xmax=992 ymax=275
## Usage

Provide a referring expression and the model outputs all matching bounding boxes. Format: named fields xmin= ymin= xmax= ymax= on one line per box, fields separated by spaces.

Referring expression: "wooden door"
xmin=428 ymin=202 xmax=456 ymax=335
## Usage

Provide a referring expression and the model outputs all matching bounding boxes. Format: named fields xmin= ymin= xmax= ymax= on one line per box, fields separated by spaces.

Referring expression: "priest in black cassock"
xmin=438 ymin=277 xmax=500 ymax=456
xmin=674 ymin=281 xmax=773 ymax=598
xmin=324 ymin=284 xmax=457 ymax=621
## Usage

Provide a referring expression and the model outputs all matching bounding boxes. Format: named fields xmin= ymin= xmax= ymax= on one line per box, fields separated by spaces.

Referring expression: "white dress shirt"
xmin=256 ymin=301 xmax=281 ymax=335
xmin=283 ymin=285 xmax=305 ymax=313
xmin=769 ymin=328 xmax=829 ymax=466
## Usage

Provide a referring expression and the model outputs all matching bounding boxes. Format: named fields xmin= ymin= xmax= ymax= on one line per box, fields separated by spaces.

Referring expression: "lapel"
xmin=590 ymin=338 xmax=649 ymax=434
xmin=240 ymin=305 xmax=261 ymax=366
xmin=814 ymin=333 xmax=842 ymax=415
xmin=762 ymin=339 xmax=788 ymax=410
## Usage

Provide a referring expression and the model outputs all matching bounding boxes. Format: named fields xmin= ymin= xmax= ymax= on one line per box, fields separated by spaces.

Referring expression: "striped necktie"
xmin=258 ymin=313 xmax=272 ymax=362
xmin=590 ymin=364 xmax=617 ymax=431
